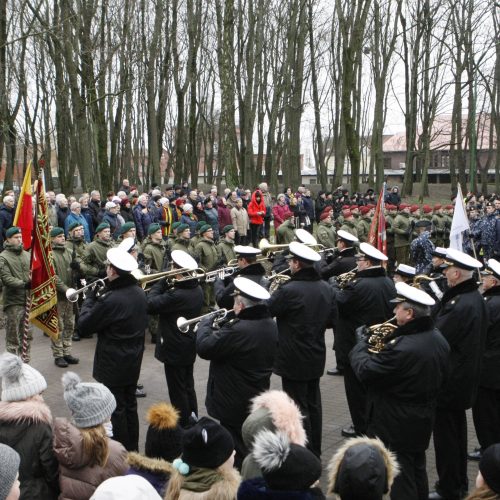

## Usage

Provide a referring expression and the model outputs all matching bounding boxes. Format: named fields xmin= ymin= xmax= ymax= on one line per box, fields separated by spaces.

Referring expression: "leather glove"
xmin=70 ymin=261 xmax=81 ymax=271
xmin=355 ymin=325 xmax=369 ymax=344
xmin=24 ymin=280 xmax=31 ymax=289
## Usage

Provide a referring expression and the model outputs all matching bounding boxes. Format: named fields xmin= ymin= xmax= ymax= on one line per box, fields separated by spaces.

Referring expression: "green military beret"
xmin=200 ymin=224 xmax=213 ymax=235
xmin=50 ymin=227 xmax=65 ymax=238
xmin=5 ymin=227 xmax=21 ymax=238
xmin=172 ymin=221 xmax=181 ymax=231
xmin=148 ymin=223 xmax=161 ymax=235
xmin=222 ymin=225 xmax=234 ymax=234
xmin=95 ymin=222 xmax=110 ymax=233
xmin=68 ymin=221 xmax=83 ymax=232
xmin=120 ymin=221 xmax=136 ymax=234
xmin=197 ymin=220 xmax=206 ymax=231
xmin=177 ymin=223 xmax=190 ymax=233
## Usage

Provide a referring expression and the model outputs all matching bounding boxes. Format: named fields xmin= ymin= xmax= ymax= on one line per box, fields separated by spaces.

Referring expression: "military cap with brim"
xmin=431 ymin=246 xmax=447 ymax=258
xmin=199 ymin=224 xmax=213 ymax=235
xmin=337 ymin=230 xmax=359 ymax=244
xmin=441 ymin=248 xmax=482 ymax=271
xmin=117 ymin=237 xmax=135 ymax=253
xmin=390 ymin=281 xmax=435 ymax=306
xmin=234 ymin=245 xmax=261 ymax=257
xmin=395 ymin=263 xmax=416 ymax=278
xmin=481 ymin=258 xmax=500 ymax=280
xmin=222 ymin=225 xmax=234 ymax=234
xmin=295 ymin=228 xmax=317 ymax=245
xmin=286 ymin=241 xmax=321 ymax=263
xmin=120 ymin=221 xmax=135 ymax=234
xmin=106 ymin=247 xmax=138 ymax=272
xmin=355 ymin=242 xmax=388 ymax=262
xmin=95 ymin=222 xmax=110 ymax=233
xmin=415 ymin=220 xmax=431 ymax=228
xmin=50 ymin=227 xmax=65 ymax=238
xmin=68 ymin=221 xmax=83 ymax=232
xmin=232 ymin=276 xmax=270 ymax=301
xmin=148 ymin=223 xmax=161 ymax=235
xmin=5 ymin=227 xmax=21 ymax=238
xmin=171 ymin=249 xmax=198 ymax=270
xmin=177 ymin=223 xmax=190 ymax=233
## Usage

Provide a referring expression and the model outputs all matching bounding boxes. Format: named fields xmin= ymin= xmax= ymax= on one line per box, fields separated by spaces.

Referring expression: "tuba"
xmin=367 ymin=316 xmax=398 ymax=354
xmin=268 ymin=268 xmax=291 ymax=294
xmin=413 ymin=274 xmax=443 ymax=300
xmin=335 ymin=267 xmax=357 ymax=289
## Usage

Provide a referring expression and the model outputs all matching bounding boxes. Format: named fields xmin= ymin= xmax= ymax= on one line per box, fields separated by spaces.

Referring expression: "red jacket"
xmin=247 ymin=190 xmax=266 ymax=225
xmin=272 ymin=203 xmax=292 ymax=230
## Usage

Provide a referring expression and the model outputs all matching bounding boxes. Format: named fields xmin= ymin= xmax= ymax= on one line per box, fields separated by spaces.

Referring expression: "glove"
xmin=70 ymin=261 xmax=81 ymax=271
xmin=355 ymin=325 xmax=369 ymax=344
xmin=24 ymin=280 xmax=31 ymax=289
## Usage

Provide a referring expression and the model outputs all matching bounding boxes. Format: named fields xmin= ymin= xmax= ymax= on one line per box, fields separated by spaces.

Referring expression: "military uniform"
xmin=141 ymin=237 xmax=167 ymax=273
xmin=478 ymin=213 xmax=497 ymax=261
xmin=195 ymin=238 xmax=218 ymax=312
xmin=393 ymin=212 xmax=412 ymax=265
xmin=432 ymin=212 xmax=446 ymax=247
xmin=339 ymin=220 xmax=358 ymax=238
xmin=276 ymin=219 xmax=295 ymax=245
xmin=217 ymin=239 xmax=236 ymax=265
xmin=0 ymin=242 xmax=32 ymax=360
xmin=357 ymin=216 xmax=371 ymax=243
xmin=316 ymin=220 xmax=336 ymax=249
xmin=82 ymin=238 xmax=113 ymax=279
xmin=171 ymin=237 xmax=195 ymax=257
xmin=410 ymin=231 xmax=435 ymax=274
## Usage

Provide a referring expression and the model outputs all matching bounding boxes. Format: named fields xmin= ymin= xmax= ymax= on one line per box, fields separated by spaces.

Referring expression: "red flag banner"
xmin=29 ymin=177 xmax=59 ymax=340
xmin=13 ymin=162 xmax=33 ymax=250
xmin=367 ymin=183 xmax=387 ymax=256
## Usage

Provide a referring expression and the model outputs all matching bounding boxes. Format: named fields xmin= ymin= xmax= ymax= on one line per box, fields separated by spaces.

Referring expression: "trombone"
xmin=131 ymin=267 xmax=205 ymax=289
xmin=65 ymin=278 xmax=108 ymax=303
xmin=177 ymin=308 xmax=229 ymax=333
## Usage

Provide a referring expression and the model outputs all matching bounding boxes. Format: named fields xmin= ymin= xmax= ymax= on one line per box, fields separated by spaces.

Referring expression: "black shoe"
xmin=72 ymin=333 xmax=81 ymax=341
xmin=135 ymin=386 xmax=147 ymax=398
xmin=55 ymin=357 xmax=68 ymax=368
xmin=341 ymin=425 xmax=357 ymax=438
xmin=467 ymin=448 xmax=482 ymax=461
xmin=428 ymin=492 xmax=444 ymax=500
xmin=63 ymin=355 xmax=79 ymax=365
xmin=327 ymin=367 xmax=344 ymax=376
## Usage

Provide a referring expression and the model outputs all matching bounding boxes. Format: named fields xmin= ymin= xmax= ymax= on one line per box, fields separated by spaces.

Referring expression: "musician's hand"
xmin=217 ymin=269 xmax=226 ymax=280
xmin=70 ymin=261 xmax=81 ymax=271
xmin=355 ymin=325 xmax=369 ymax=344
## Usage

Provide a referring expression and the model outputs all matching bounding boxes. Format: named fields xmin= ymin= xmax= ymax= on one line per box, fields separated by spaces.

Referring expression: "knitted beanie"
xmin=145 ymin=403 xmax=183 ymax=462
xmin=0 ymin=443 xmax=20 ymax=500
xmin=0 ymin=352 xmax=47 ymax=402
xmin=90 ymin=475 xmax=161 ymax=500
xmin=479 ymin=444 xmax=500 ymax=494
xmin=62 ymin=372 xmax=116 ymax=428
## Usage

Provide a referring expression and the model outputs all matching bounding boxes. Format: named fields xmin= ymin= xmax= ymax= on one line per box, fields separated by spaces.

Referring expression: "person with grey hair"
xmin=56 ymin=195 xmax=70 ymax=228
xmin=350 ymin=282 xmax=449 ymax=499
xmin=0 ymin=194 xmax=15 ymax=250
xmin=429 ymin=248 xmax=487 ymax=500
xmin=64 ymin=202 xmax=91 ymax=242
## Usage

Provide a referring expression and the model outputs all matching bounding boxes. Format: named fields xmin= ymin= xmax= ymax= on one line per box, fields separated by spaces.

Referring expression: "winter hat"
xmin=105 ymin=201 xmax=117 ymax=210
xmin=252 ymin=430 xmax=321 ymax=490
xmin=50 ymin=227 xmax=65 ymax=238
xmin=0 ymin=352 xmax=47 ymax=402
xmin=175 ymin=199 xmax=184 ymax=207
xmin=182 ymin=417 xmax=234 ymax=469
xmin=120 ymin=197 xmax=130 ymax=207
xmin=479 ymin=444 xmax=500 ymax=494
xmin=90 ymin=475 xmax=162 ymax=500
xmin=145 ymin=403 xmax=183 ymax=462
xmin=183 ymin=203 xmax=193 ymax=213
xmin=62 ymin=372 xmax=116 ymax=428
xmin=328 ymin=436 xmax=399 ymax=500
xmin=5 ymin=227 xmax=21 ymax=238
xmin=147 ymin=223 xmax=161 ymax=235
xmin=0 ymin=443 xmax=20 ymax=500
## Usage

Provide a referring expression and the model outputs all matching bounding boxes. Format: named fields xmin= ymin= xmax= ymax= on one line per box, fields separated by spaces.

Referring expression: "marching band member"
xmin=197 ymin=277 xmax=277 ymax=469
xmin=77 ymin=247 xmax=148 ymax=452
xmin=267 ymin=242 xmax=336 ymax=457
xmin=393 ymin=263 xmax=416 ymax=284
xmin=317 ymin=229 xmax=358 ymax=282
xmin=350 ymin=282 xmax=449 ymax=500
xmin=147 ymin=250 xmax=203 ymax=427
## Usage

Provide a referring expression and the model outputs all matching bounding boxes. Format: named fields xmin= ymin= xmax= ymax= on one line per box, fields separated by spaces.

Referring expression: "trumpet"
xmin=259 ymin=238 xmax=324 ymax=256
xmin=268 ymin=268 xmax=291 ymax=294
xmin=177 ymin=308 xmax=229 ymax=333
xmin=65 ymin=278 xmax=108 ymax=303
xmin=202 ymin=265 xmax=239 ymax=283
xmin=131 ymin=267 xmax=205 ymax=289
xmin=367 ymin=316 xmax=398 ymax=353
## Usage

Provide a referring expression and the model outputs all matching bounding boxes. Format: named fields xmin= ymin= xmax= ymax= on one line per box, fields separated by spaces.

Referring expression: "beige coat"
xmin=230 ymin=207 xmax=249 ymax=236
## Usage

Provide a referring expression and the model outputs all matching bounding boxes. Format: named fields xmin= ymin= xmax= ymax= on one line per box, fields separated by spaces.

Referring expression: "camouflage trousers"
xmin=51 ymin=300 xmax=74 ymax=358
xmin=201 ymin=282 xmax=215 ymax=313
xmin=5 ymin=305 xmax=33 ymax=363
xmin=148 ymin=314 xmax=159 ymax=340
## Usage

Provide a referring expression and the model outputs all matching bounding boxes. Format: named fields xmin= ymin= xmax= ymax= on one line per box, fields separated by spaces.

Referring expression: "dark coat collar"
xmin=340 ymin=247 xmax=356 ymax=256
xmin=238 ymin=304 xmax=271 ymax=320
xmin=388 ymin=316 xmax=434 ymax=341
xmin=241 ymin=263 xmax=266 ymax=276
xmin=484 ymin=285 xmax=500 ymax=297
xmin=356 ymin=266 xmax=387 ymax=279
xmin=175 ymin=278 xmax=199 ymax=290
xmin=107 ymin=273 xmax=139 ymax=290
xmin=290 ymin=266 xmax=321 ymax=282
xmin=441 ymin=278 xmax=478 ymax=304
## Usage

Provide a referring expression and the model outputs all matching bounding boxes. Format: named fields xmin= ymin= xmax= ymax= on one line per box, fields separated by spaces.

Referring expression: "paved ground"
xmin=0 ymin=324 xmax=481 ymax=496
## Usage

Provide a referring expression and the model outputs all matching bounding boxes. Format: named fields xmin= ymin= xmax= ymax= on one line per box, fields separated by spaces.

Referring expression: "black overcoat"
xmin=479 ymin=285 xmax=500 ymax=389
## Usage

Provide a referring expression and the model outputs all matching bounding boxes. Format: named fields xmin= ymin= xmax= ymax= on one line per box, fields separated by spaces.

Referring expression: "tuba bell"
xmin=367 ymin=316 xmax=398 ymax=353
xmin=335 ymin=267 xmax=357 ymax=289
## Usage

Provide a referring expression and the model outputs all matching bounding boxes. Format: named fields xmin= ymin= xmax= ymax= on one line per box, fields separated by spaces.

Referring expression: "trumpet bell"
xmin=177 ymin=317 xmax=189 ymax=333
xmin=259 ymin=238 xmax=271 ymax=251
xmin=66 ymin=288 xmax=78 ymax=302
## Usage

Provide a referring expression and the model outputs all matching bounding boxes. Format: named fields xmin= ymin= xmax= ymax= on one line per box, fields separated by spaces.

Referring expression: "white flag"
xmin=450 ymin=184 xmax=470 ymax=250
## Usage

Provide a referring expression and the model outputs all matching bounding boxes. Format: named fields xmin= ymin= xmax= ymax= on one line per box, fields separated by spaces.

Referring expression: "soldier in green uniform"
xmin=340 ymin=210 xmax=359 ymax=238
xmin=432 ymin=204 xmax=446 ymax=247
xmin=217 ymin=225 xmax=236 ymax=265
xmin=409 ymin=205 xmax=420 ymax=239
xmin=276 ymin=214 xmax=296 ymax=244
xmin=82 ymin=222 xmax=113 ymax=280
xmin=385 ymin=204 xmax=397 ymax=273
xmin=357 ymin=206 xmax=372 ymax=242
xmin=171 ymin=223 xmax=194 ymax=256
xmin=0 ymin=227 xmax=32 ymax=361
xmin=195 ymin=224 xmax=219 ymax=312
xmin=50 ymin=227 xmax=80 ymax=368
xmin=443 ymin=205 xmax=453 ymax=247
xmin=189 ymin=221 xmax=207 ymax=255
xmin=116 ymin=221 xmax=136 ymax=244
xmin=167 ymin=221 xmax=182 ymax=254
xmin=317 ymin=212 xmax=336 ymax=249
xmin=393 ymin=204 xmax=413 ymax=265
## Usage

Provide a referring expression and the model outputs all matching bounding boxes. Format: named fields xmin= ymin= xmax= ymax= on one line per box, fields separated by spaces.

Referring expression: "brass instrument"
xmin=334 ymin=267 xmax=357 ymax=289
xmin=131 ymin=267 xmax=205 ymax=289
xmin=268 ymin=268 xmax=291 ymax=294
xmin=177 ymin=308 xmax=229 ymax=333
xmin=258 ymin=238 xmax=325 ymax=256
xmin=367 ymin=316 xmax=398 ymax=353
xmin=413 ymin=274 xmax=443 ymax=300
xmin=319 ymin=247 xmax=338 ymax=259
xmin=65 ymin=278 xmax=109 ymax=303
xmin=227 ymin=255 xmax=271 ymax=267
xmin=202 ymin=265 xmax=239 ymax=283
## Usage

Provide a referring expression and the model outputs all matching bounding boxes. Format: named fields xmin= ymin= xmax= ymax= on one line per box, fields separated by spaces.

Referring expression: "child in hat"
xmin=466 ymin=443 xmax=500 ymax=499
xmin=165 ymin=416 xmax=240 ymax=499
xmin=0 ymin=443 xmax=21 ymax=500
xmin=0 ymin=352 xmax=59 ymax=499
xmin=53 ymin=372 xmax=128 ymax=499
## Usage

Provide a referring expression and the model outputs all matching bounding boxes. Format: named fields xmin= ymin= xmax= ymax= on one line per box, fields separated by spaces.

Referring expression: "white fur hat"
xmin=0 ymin=352 xmax=47 ymax=402
xmin=90 ymin=475 xmax=161 ymax=500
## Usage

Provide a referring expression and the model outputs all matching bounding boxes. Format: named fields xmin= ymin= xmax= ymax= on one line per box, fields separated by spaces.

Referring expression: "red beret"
xmin=399 ymin=204 xmax=409 ymax=210
xmin=322 ymin=206 xmax=333 ymax=215
xmin=410 ymin=204 xmax=419 ymax=213
xmin=351 ymin=205 xmax=359 ymax=210
xmin=422 ymin=205 xmax=432 ymax=214
xmin=445 ymin=204 xmax=453 ymax=210
xmin=360 ymin=206 xmax=370 ymax=215
xmin=320 ymin=211 xmax=331 ymax=221
xmin=343 ymin=210 xmax=352 ymax=218
xmin=434 ymin=204 xmax=442 ymax=210
xmin=175 ymin=199 xmax=184 ymax=207
xmin=368 ymin=204 xmax=376 ymax=209
xmin=342 ymin=205 xmax=350 ymax=210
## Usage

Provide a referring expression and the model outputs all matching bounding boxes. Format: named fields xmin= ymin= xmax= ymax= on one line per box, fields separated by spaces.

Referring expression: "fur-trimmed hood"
xmin=0 ymin=394 xmax=52 ymax=424
xmin=327 ymin=436 xmax=399 ymax=499
xmin=126 ymin=452 xmax=174 ymax=475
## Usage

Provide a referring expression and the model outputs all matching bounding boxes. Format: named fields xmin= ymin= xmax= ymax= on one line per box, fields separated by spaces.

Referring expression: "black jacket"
xmin=0 ymin=204 xmax=14 ymax=249
xmin=214 ymin=263 xmax=267 ymax=310
xmin=350 ymin=316 xmax=450 ymax=452
xmin=334 ymin=267 xmax=396 ymax=367
xmin=78 ymin=273 xmax=148 ymax=387
xmin=196 ymin=304 xmax=278 ymax=426
xmin=434 ymin=278 xmax=488 ymax=409
xmin=268 ymin=267 xmax=336 ymax=380
xmin=316 ymin=247 xmax=357 ymax=280
xmin=147 ymin=278 xmax=204 ymax=365
xmin=479 ymin=285 xmax=500 ymax=389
